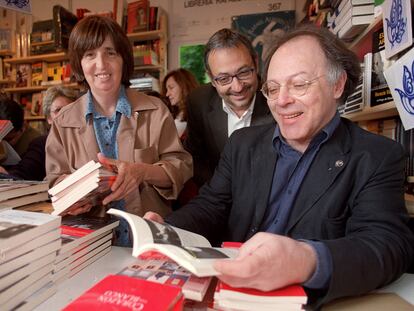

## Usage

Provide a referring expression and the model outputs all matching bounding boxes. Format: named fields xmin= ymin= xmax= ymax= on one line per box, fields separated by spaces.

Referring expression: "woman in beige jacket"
xmin=45 ymin=16 xmax=192 ymax=245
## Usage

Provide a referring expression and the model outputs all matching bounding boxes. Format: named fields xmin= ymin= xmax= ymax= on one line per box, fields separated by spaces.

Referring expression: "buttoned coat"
xmin=167 ymin=118 xmax=414 ymax=307
xmin=46 ymin=89 xmax=193 ymax=217
xmin=184 ymin=83 xmax=274 ymax=186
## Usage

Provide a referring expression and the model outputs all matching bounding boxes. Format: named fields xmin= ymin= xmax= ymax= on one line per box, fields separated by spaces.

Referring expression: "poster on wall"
xmin=384 ymin=46 xmax=414 ymax=130
xmin=171 ymin=0 xmax=295 ymax=41
xmin=231 ymin=11 xmax=295 ymax=74
xmin=0 ymin=0 xmax=31 ymax=13
xmin=382 ymin=0 xmax=413 ymax=59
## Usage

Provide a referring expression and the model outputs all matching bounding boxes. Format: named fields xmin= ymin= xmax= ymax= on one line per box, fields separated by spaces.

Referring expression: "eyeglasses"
xmin=261 ymin=76 xmax=323 ymax=101
xmin=213 ymin=68 xmax=255 ymax=86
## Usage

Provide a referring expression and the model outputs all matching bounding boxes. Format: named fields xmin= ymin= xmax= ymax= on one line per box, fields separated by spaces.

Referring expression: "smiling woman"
xmin=45 ymin=16 xmax=193 ymax=247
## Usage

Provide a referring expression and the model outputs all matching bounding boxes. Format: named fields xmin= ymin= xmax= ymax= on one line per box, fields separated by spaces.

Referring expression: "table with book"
xmin=35 ymin=245 xmax=414 ymax=310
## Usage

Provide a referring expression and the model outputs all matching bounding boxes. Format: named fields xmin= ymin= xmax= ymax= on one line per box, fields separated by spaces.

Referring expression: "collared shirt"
xmin=222 ymin=95 xmax=256 ymax=137
xmin=261 ymin=112 xmax=341 ymax=289
xmin=85 ymin=85 xmax=132 ymax=247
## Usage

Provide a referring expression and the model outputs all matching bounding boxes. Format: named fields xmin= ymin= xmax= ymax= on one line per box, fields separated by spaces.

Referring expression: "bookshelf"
xmin=3 ymin=82 xmax=78 ymax=93
xmin=127 ymin=13 xmax=168 ymax=82
xmin=3 ymin=51 xmax=68 ymax=64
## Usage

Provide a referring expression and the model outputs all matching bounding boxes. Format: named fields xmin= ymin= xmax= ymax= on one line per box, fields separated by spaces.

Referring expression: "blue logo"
xmin=385 ymin=0 xmax=407 ymax=47
xmin=395 ymin=62 xmax=414 ymax=114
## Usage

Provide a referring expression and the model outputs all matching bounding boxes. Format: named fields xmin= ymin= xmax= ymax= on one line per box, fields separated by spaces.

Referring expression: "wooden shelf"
xmin=3 ymin=52 xmax=68 ymax=64
xmin=25 ymin=115 xmax=46 ymax=121
xmin=134 ymin=64 xmax=163 ymax=71
xmin=127 ymin=30 xmax=165 ymax=42
xmin=342 ymin=101 xmax=398 ymax=122
xmin=4 ymin=82 xmax=79 ymax=93
xmin=0 ymin=49 xmax=14 ymax=57
xmin=0 ymin=79 xmax=14 ymax=84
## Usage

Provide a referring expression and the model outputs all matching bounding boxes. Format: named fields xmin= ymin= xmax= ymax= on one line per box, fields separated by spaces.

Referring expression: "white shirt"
xmin=222 ymin=95 xmax=256 ymax=137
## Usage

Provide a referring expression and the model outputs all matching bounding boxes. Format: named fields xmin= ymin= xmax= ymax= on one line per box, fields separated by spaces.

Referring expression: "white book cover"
xmin=0 ymin=210 xmax=60 ymax=254
xmin=384 ymin=46 xmax=414 ymax=130
xmin=383 ymin=0 xmax=413 ymax=59
xmin=107 ymin=209 xmax=238 ymax=277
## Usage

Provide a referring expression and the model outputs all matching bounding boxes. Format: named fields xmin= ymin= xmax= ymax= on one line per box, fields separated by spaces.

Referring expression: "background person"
xmin=45 ymin=15 xmax=192 ymax=246
xmin=161 ymin=68 xmax=199 ymax=139
xmin=0 ymin=97 xmax=41 ymax=159
xmin=0 ymin=86 xmax=78 ymax=181
xmin=146 ymin=25 xmax=414 ymax=308
xmin=184 ymin=28 xmax=274 ymax=187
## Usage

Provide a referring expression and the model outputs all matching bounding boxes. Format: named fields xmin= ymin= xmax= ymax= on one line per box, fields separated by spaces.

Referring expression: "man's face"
xmin=208 ymin=45 xmax=258 ymax=116
xmin=266 ymin=36 xmax=345 ymax=153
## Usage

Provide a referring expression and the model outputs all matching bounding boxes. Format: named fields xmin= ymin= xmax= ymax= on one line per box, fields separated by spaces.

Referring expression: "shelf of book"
xmin=3 ymin=52 xmax=68 ymax=65
xmin=342 ymin=101 xmax=398 ymax=122
xmin=4 ymin=82 xmax=79 ymax=93
xmin=348 ymin=15 xmax=383 ymax=50
xmin=0 ymin=79 xmax=14 ymax=84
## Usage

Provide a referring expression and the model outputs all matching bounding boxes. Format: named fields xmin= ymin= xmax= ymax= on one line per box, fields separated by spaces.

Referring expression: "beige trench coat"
xmin=46 ymin=88 xmax=193 ymax=217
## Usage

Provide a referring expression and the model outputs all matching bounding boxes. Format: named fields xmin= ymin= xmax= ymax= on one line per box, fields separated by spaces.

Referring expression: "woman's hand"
xmin=98 ymin=153 xmax=172 ymax=205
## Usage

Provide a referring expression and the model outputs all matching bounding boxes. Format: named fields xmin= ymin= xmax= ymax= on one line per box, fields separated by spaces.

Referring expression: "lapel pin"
xmin=335 ymin=160 xmax=344 ymax=168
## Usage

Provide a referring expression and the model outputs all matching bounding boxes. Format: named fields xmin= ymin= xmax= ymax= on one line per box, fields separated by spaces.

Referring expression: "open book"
xmin=107 ymin=209 xmax=238 ymax=277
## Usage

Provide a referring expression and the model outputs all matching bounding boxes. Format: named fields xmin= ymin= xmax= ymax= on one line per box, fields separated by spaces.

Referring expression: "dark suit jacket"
xmin=167 ymin=119 xmax=414 ymax=307
xmin=184 ymin=83 xmax=274 ymax=187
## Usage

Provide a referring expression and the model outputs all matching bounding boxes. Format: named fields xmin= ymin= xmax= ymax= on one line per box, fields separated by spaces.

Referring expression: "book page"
xmin=107 ymin=208 xmax=211 ymax=248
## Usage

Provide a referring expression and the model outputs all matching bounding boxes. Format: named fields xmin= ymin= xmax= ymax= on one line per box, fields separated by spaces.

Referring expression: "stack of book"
xmin=343 ymin=63 xmax=364 ymax=115
xmin=53 ymin=214 xmax=119 ymax=284
xmin=214 ymin=281 xmax=308 ymax=311
xmin=129 ymin=75 xmax=160 ymax=93
xmin=0 ymin=180 xmax=49 ymax=209
xmin=0 ymin=210 xmax=61 ymax=310
xmin=328 ymin=0 xmax=375 ymax=41
xmin=0 ymin=120 xmax=13 ymax=141
xmin=48 ymin=160 xmax=117 ymax=216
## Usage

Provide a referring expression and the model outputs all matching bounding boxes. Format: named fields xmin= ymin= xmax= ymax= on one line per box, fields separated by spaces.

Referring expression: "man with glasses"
xmin=147 ymin=25 xmax=413 ymax=308
xmin=184 ymin=28 xmax=273 ymax=187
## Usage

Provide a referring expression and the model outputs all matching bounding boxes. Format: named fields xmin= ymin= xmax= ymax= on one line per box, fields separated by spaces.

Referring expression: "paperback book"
xmin=63 ymin=274 xmax=184 ymax=311
xmin=107 ymin=209 xmax=238 ymax=277
xmin=48 ymin=160 xmax=117 ymax=216
xmin=214 ymin=280 xmax=307 ymax=311
xmin=117 ymin=252 xmax=212 ymax=301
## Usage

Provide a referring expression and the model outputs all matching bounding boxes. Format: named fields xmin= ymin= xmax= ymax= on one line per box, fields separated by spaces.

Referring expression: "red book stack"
xmin=214 ymin=281 xmax=307 ymax=311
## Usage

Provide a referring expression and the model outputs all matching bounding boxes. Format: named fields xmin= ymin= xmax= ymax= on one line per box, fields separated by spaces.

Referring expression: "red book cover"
xmin=127 ymin=0 xmax=149 ymax=33
xmin=63 ymin=274 xmax=184 ymax=310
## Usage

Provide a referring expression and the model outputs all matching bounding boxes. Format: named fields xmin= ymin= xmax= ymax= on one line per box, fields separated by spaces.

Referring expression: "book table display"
xmin=34 ymin=246 xmax=414 ymax=310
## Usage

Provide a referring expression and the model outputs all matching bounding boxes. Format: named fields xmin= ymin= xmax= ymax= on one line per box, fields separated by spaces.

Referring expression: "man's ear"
xmin=333 ymin=71 xmax=347 ymax=99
